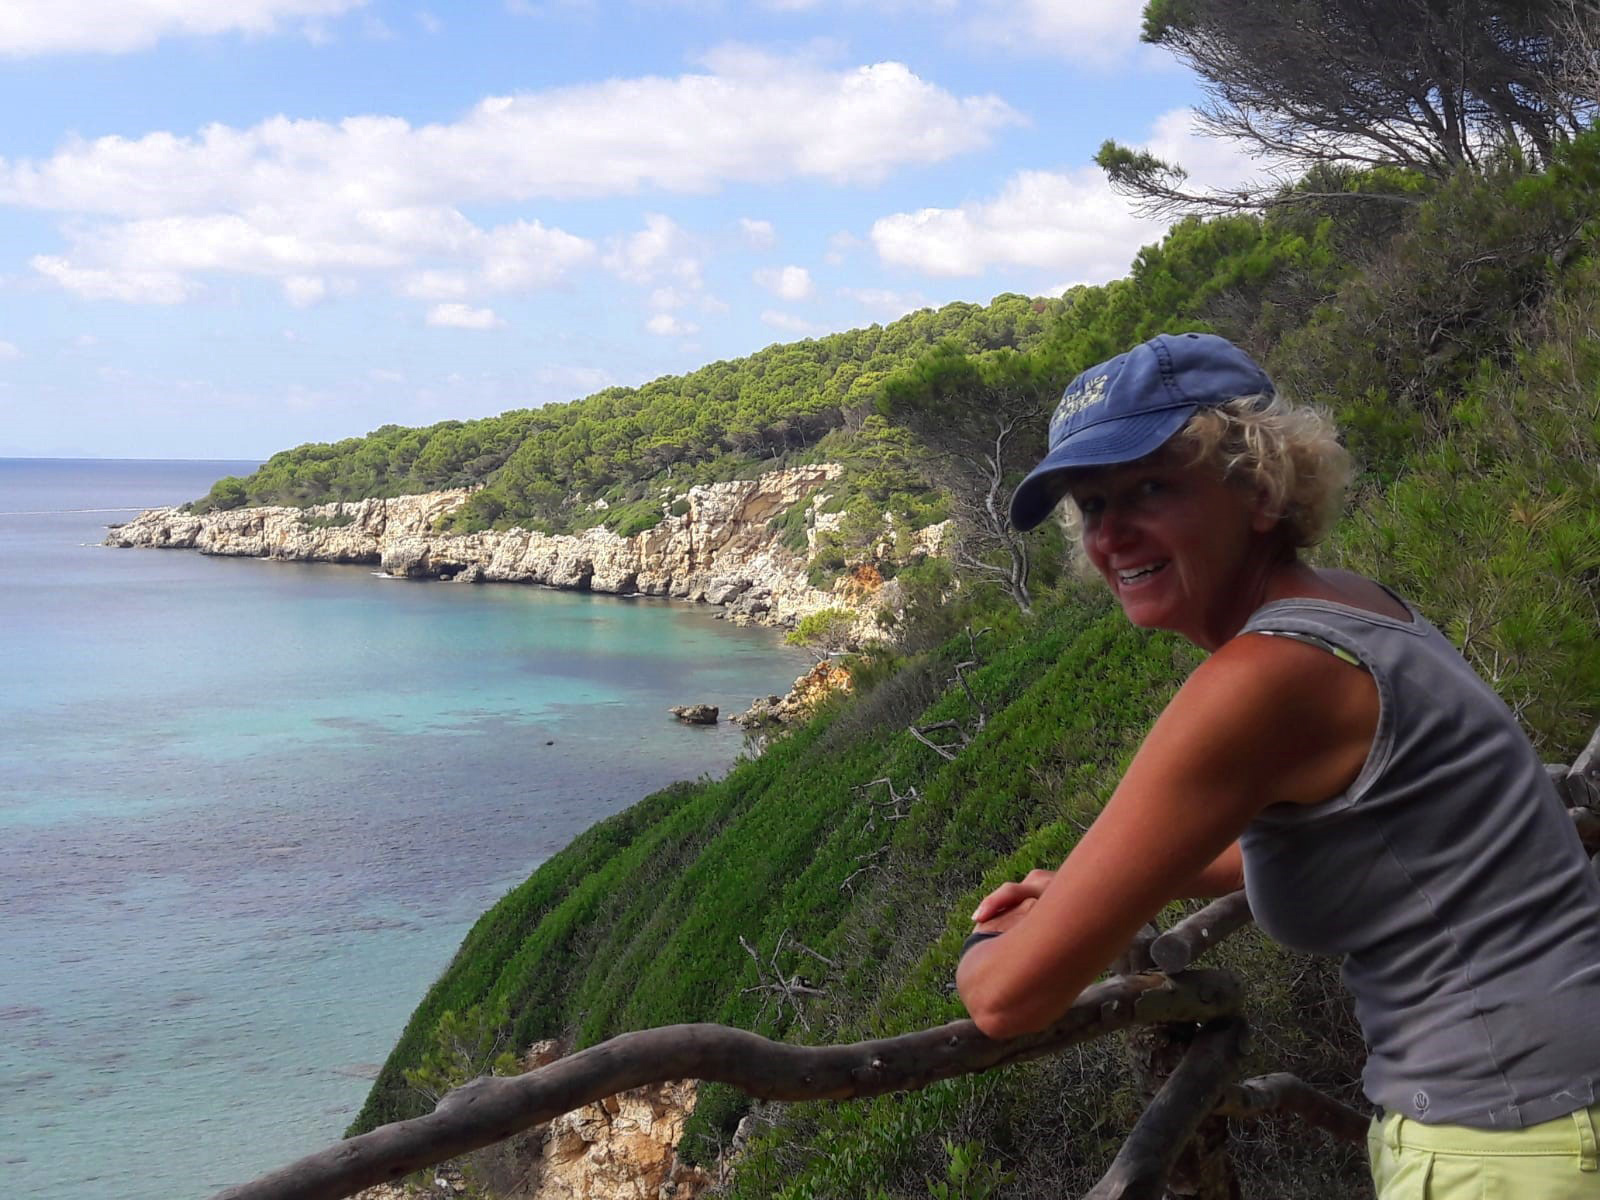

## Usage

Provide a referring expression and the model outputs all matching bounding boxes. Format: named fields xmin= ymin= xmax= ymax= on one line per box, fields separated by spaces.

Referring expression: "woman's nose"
xmin=1088 ymin=506 xmax=1133 ymax=554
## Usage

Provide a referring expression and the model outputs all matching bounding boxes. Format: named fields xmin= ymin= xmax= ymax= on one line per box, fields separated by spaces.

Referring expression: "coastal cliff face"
xmin=105 ymin=466 xmax=903 ymax=631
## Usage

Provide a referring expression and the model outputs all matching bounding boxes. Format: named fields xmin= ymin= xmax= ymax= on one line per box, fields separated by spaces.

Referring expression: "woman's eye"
xmin=1074 ymin=496 xmax=1104 ymax=518
xmin=1136 ymin=478 xmax=1165 ymax=498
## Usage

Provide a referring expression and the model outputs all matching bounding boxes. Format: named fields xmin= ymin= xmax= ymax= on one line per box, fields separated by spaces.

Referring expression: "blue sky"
xmin=0 ymin=1 xmax=1259 ymax=459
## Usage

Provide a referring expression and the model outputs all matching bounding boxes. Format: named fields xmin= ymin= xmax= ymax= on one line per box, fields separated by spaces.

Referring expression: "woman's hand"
xmin=971 ymin=868 xmax=1056 ymax=928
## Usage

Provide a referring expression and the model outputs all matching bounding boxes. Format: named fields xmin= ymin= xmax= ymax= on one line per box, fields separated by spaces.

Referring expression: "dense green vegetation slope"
xmin=194 ymin=294 xmax=1065 ymax=537
xmin=349 ymin=132 xmax=1600 ymax=1198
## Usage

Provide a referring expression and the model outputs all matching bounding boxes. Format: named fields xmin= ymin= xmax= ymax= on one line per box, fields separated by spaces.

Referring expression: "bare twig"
xmin=908 ymin=719 xmax=967 ymax=760
xmin=1216 ymin=1072 xmax=1370 ymax=1145
xmin=840 ymin=845 xmax=890 ymax=893
xmin=738 ymin=930 xmax=835 ymax=1030
xmin=856 ymin=777 xmax=918 ymax=833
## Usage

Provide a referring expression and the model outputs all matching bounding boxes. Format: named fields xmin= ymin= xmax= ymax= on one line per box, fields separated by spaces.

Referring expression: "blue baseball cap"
xmin=1008 ymin=332 xmax=1274 ymax=531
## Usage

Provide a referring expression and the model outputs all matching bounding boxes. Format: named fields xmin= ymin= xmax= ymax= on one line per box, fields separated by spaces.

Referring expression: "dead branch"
xmin=907 ymin=628 xmax=993 ymax=759
xmin=840 ymin=845 xmax=890 ymax=893
xmin=856 ymin=777 xmax=918 ymax=833
xmin=908 ymin=718 xmax=967 ymax=760
xmin=1084 ymin=1018 xmax=1250 ymax=1200
xmin=209 ymin=970 xmax=1242 ymax=1200
xmin=1150 ymin=891 xmax=1255 ymax=974
xmin=1570 ymin=716 xmax=1600 ymax=782
xmin=1572 ymin=806 xmax=1600 ymax=851
xmin=738 ymin=930 xmax=836 ymax=1030
xmin=1215 ymin=1072 xmax=1370 ymax=1145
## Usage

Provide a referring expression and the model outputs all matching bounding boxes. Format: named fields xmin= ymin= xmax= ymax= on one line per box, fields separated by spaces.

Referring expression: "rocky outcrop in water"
xmin=105 ymin=467 xmax=903 ymax=631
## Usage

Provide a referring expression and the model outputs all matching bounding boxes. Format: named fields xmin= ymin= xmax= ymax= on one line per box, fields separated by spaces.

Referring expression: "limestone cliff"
xmin=349 ymin=1043 xmax=712 ymax=1200
xmin=104 ymin=466 xmax=924 ymax=632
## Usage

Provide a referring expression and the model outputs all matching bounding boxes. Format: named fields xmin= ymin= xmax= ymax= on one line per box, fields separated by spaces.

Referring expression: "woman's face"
xmin=1066 ymin=445 xmax=1277 ymax=649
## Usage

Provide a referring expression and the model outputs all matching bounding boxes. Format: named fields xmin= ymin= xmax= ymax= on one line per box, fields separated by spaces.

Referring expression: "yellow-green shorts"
xmin=1368 ymin=1104 xmax=1600 ymax=1198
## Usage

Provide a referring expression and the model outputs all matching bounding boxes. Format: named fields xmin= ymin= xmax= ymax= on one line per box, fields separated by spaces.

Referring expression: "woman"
xmin=955 ymin=332 xmax=1600 ymax=1197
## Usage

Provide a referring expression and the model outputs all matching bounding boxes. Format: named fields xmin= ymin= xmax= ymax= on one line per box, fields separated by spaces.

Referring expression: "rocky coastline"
xmin=105 ymin=465 xmax=930 ymax=635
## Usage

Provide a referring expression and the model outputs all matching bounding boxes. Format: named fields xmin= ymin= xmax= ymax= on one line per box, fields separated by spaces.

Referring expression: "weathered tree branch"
xmin=1216 ymin=1072 xmax=1370 ymax=1145
xmin=1151 ymin=890 xmax=1255 ymax=974
xmin=209 ymin=970 xmax=1242 ymax=1200
xmin=1085 ymin=1019 xmax=1250 ymax=1200
xmin=1573 ymin=716 xmax=1600 ymax=784
xmin=1572 ymin=806 xmax=1600 ymax=851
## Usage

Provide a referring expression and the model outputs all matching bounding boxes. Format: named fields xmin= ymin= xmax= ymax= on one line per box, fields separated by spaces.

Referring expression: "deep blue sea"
xmin=0 ymin=459 xmax=812 ymax=1200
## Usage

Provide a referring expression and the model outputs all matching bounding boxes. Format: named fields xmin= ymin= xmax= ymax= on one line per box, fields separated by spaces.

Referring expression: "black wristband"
xmin=961 ymin=931 xmax=1002 ymax=958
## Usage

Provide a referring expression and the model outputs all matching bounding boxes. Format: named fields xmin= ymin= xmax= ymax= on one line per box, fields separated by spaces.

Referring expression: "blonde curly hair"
xmin=1053 ymin=393 xmax=1351 ymax=551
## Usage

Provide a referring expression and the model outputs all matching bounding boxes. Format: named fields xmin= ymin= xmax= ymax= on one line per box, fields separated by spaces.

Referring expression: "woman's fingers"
xmin=974 ymin=896 xmax=1037 ymax=934
xmin=971 ymin=882 xmax=1025 ymax=922
xmin=971 ymin=870 xmax=1057 ymax=922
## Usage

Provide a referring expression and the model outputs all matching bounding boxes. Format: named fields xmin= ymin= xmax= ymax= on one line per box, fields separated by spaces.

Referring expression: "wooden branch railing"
xmin=1085 ymin=1019 xmax=1250 ymax=1200
xmin=209 ymin=723 xmax=1600 ymax=1200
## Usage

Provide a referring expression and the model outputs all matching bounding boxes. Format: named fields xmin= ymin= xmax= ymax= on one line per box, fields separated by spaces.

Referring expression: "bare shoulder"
xmin=1138 ymin=633 xmax=1380 ymax=810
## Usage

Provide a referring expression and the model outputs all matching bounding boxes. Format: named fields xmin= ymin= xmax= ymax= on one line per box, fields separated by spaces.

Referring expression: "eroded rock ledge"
xmin=105 ymin=466 xmax=899 ymax=631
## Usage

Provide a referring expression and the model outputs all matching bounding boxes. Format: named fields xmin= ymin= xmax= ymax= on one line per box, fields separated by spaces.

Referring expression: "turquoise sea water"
xmin=0 ymin=459 xmax=812 ymax=1200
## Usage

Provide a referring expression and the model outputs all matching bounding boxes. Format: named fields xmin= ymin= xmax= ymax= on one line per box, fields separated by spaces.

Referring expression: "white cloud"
xmin=30 ymin=205 xmax=594 ymax=306
xmin=0 ymin=341 xmax=20 ymax=359
xmin=5 ymin=51 xmax=1011 ymax=306
xmin=648 ymin=286 xmax=691 ymax=310
xmin=0 ymin=0 xmax=366 ymax=56
xmin=534 ymin=364 xmax=614 ymax=394
xmin=603 ymin=215 xmax=704 ymax=288
xmin=968 ymin=0 xmax=1144 ymax=63
xmin=282 ymin=274 xmax=326 ymax=307
xmin=754 ymin=264 xmax=814 ymax=301
xmin=1143 ymin=108 xmax=1265 ymax=191
xmin=426 ymin=303 xmax=503 ymax=329
xmin=478 ymin=221 xmax=595 ymax=291
xmin=824 ymin=230 xmax=862 ymax=265
xmin=760 ymin=310 xmax=824 ymax=335
xmin=368 ymin=367 xmax=405 ymax=383
xmin=416 ymin=10 xmax=441 ymax=34
xmin=402 ymin=270 xmax=470 ymax=301
xmin=31 ymin=255 xmax=194 ymax=303
xmin=871 ymin=167 xmax=1150 ymax=279
xmin=838 ymin=286 xmax=929 ymax=320
xmin=869 ymin=109 xmax=1261 ymax=283
xmin=608 ymin=215 xmax=726 ymax=327
xmin=1 ymin=53 xmax=1014 ymax=216
xmin=646 ymin=313 xmax=699 ymax=337
xmin=737 ymin=217 xmax=776 ymax=250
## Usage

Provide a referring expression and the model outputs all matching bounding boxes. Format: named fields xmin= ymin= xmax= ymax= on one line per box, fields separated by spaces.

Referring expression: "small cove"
xmin=0 ymin=458 xmax=812 ymax=1200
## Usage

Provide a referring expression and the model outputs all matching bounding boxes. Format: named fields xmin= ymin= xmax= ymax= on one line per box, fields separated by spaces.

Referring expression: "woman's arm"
xmin=970 ymin=841 xmax=1240 ymax=931
xmin=1168 ymin=841 xmax=1244 ymax=899
xmin=956 ymin=633 xmax=1376 ymax=1040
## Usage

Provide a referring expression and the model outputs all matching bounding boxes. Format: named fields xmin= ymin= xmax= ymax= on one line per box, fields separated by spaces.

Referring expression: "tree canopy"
xmin=1101 ymin=0 xmax=1600 ymax=214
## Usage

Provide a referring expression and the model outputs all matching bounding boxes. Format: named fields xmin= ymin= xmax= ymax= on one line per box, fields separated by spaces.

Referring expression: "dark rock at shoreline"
xmin=669 ymin=704 xmax=719 ymax=725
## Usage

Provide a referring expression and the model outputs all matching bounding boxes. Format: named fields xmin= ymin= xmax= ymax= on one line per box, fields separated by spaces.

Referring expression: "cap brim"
xmin=1008 ymin=405 xmax=1195 ymax=531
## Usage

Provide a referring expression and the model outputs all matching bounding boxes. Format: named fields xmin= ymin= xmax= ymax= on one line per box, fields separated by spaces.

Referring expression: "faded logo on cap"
xmin=1049 ymin=372 xmax=1108 ymax=446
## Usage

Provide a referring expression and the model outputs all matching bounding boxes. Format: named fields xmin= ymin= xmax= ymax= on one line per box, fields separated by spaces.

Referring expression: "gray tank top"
xmin=1239 ymin=594 xmax=1600 ymax=1129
